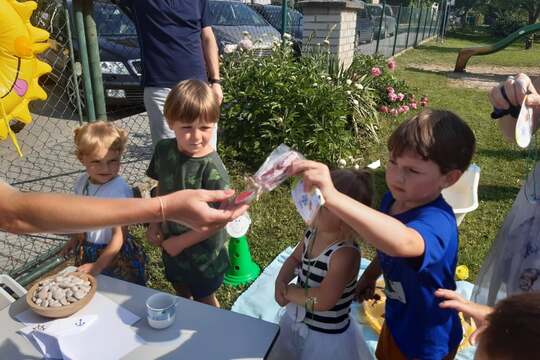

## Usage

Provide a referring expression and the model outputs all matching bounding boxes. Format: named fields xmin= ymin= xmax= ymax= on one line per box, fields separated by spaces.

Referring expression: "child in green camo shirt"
xmin=146 ymin=79 xmax=229 ymax=307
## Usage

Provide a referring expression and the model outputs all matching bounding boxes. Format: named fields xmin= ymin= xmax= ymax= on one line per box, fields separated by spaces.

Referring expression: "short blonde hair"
xmin=74 ymin=121 xmax=128 ymax=160
xmin=164 ymin=79 xmax=220 ymax=125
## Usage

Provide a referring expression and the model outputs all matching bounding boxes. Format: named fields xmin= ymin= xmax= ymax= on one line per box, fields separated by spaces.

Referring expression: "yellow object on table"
xmin=360 ymin=279 xmax=476 ymax=351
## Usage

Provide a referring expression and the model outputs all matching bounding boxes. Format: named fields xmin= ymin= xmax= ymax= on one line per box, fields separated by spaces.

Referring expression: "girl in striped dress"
xmin=270 ymin=169 xmax=374 ymax=360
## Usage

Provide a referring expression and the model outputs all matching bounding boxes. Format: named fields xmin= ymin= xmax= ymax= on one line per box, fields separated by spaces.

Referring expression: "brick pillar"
xmin=299 ymin=0 xmax=362 ymax=69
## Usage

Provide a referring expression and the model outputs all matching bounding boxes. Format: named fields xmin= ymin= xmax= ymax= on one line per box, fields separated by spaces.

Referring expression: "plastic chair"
xmin=0 ymin=274 xmax=27 ymax=310
xmin=442 ymin=164 xmax=481 ymax=226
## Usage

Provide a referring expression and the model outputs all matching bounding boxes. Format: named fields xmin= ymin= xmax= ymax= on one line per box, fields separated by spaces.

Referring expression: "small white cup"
xmin=145 ymin=293 xmax=177 ymax=329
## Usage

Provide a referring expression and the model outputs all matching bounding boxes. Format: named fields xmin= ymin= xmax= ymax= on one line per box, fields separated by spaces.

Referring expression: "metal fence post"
xmin=281 ymin=0 xmax=288 ymax=36
xmin=422 ymin=7 xmax=429 ymax=40
xmin=428 ymin=7 xmax=435 ymax=38
xmin=72 ymin=0 xmax=95 ymax=121
xmin=414 ymin=7 xmax=423 ymax=46
xmin=375 ymin=1 xmax=386 ymax=54
xmin=63 ymin=0 xmax=83 ymax=124
xmin=82 ymin=0 xmax=107 ymax=121
xmin=404 ymin=6 xmax=414 ymax=50
xmin=391 ymin=5 xmax=402 ymax=56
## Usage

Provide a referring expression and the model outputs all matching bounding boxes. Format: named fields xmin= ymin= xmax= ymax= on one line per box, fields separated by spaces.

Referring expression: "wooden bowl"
xmin=26 ymin=272 xmax=97 ymax=318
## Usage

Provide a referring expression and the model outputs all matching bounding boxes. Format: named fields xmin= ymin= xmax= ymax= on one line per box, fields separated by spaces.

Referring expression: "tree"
xmin=454 ymin=0 xmax=482 ymax=27
xmin=488 ymin=0 xmax=540 ymax=48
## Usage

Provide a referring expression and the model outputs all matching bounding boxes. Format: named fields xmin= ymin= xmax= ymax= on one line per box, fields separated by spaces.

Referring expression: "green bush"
xmin=491 ymin=14 xmax=527 ymax=37
xmin=220 ymin=42 xmax=379 ymax=168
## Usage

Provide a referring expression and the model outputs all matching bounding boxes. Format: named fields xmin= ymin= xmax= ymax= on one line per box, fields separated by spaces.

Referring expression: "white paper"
xmin=515 ymin=96 xmax=534 ymax=148
xmin=291 ymin=180 xmax=325 ymax=224
xmin=17 ymin=292 xmax=142 ymax=360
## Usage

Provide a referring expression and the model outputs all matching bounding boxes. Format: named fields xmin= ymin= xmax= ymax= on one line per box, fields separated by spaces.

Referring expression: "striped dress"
xmin=268 ymin=229 xmax=370 ymax=360
xmin=299 ymin=229 xmax=358 ymax=334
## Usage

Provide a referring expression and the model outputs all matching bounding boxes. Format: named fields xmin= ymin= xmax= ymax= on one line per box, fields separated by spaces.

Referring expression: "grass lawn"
xmin=137 ymin=28 xmax=539 ymax=309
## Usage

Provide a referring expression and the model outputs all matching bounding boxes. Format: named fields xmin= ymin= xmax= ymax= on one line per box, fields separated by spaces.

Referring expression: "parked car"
xmin=60 ymin=0 xmax=278 ymax=108
xmin=366 ymin=4 xmax=397 ymax=38
xmin=356 ymin=6 xmax=375 ymax=44
xmin=250 ymin=4 xmax=304 ymax=42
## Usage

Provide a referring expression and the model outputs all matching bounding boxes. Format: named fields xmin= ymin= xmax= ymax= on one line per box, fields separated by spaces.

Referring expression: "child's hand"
xmin=60 ymin=236 xmax=81 ymax=257
xmin=78 ymin=262 xmax=100 ymax=276
xmin=435 ymin=288 xmax=492 ymax=345
xmin=147 ymin=223 xmax=163 ymax=247
xmin=275 ymin=280 xmax=289 ymax=307
xmin=355 ymin=274 xmax=378 ymax=302
xmin=288 ymin=160 xmax=337 ymax=200
xmin=161 ymin=238 xmax=184 ymax=256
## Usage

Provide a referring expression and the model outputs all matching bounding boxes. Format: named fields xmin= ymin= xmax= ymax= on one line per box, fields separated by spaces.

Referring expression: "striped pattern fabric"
xmin=299 ymin=230 xmax=359 ymax=334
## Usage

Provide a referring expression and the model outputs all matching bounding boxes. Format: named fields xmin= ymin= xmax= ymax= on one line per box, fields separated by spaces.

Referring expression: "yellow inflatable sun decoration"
xmin=0 ymin=0 xmax=51 ymax=156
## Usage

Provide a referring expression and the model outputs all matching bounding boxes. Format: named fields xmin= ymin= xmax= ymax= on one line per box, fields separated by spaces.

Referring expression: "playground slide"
xmin=454 ymin=23 xmax=540 ymax=72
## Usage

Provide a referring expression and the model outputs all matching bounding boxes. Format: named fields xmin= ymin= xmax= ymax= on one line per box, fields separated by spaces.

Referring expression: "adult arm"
xmin=489 ymin=73 xmax=540 ymax=141
xmin=289 ymin=161 xmax=425 ymax=257
xmin=0 ymin=181 xmax=246 ymax=234
xmin=201 ymin=26 xmax=223 ymax=104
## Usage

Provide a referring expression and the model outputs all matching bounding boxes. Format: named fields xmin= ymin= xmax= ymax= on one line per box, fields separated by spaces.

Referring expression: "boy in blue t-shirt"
xmin=290 ymin=109 xmax=476 ymax=359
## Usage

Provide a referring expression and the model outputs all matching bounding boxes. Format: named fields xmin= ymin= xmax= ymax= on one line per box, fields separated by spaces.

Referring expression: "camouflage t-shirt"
xmin=146 ymin=138 xmax=230 ymax=280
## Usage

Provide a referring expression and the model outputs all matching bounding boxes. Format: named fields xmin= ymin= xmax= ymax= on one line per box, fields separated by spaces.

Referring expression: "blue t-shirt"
xmin=378 ymin=192 xmax=463 ymax=359
xmin=122 ymin=0 xmax=210 ymax=87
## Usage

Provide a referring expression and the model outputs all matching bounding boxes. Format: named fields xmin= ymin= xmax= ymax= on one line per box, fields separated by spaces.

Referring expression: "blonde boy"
xmin=146 ymin=80 xmax=229 ymax=307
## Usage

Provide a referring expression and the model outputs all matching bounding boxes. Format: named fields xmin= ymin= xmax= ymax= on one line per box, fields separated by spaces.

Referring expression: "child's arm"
xmin=356 ymin=256 xmax=382 ymax=302
xmin=78 ymin=226 xmax=124 ymax=275
xmin=285 ymin=247 xmax=360 ymax=311
xmin=275 ymin=242 xmax=303 ymax=306
xmin=290 ymin=160 xmax=424 ymax=258
xmin=161 ymin=227 xmax=220 ymax=256
xmin=60 ymin=233 xmax=84 ymax=257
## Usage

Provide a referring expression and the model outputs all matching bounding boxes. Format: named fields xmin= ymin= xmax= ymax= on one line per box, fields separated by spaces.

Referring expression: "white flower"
xmin=223 ymin=44 xmax=238 ymax=54
xmin=346 ymin=90 xmax=351 ymax=95
xmin=239 ymin=38 xmax=253 ymax=50
xmin=354 ymin=164 xmax=360 ymax=170
xmin=326 ymin=76 xmax=332 ymax=81
xmin=283 ymin=33 xmax=292 ymax=40
xmin=346 ymin=79 xmax=352 ymax=85
xmin=338 ymin=159 xmax=347 ymax=167
xmin=313 ymin=83 xmax=318 ymax=87
xmin=323 ymin=39 xmax=330 ymax=46
xmin=243 ymin=31 xmax=250 ymax=36
xmin=355 ymin=83 xmax=364 ymax=90
xmin=352 ymin=99 xmax=359 ymax=106
xmin=316 ymin=43 xmax=321 ymax=47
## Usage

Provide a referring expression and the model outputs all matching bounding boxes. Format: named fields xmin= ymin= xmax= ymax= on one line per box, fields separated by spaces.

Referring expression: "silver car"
xmin=367 ymin=4 xmax=397 ymax=39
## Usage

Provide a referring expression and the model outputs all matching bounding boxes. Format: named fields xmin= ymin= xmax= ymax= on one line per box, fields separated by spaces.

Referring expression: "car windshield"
xmin=367 ymin=6 xmax=382 ymax=17
xmin=210 ymin=1 xmax=267 ymax=26
xmin=94 ymin=3 xmax=137 ymax=36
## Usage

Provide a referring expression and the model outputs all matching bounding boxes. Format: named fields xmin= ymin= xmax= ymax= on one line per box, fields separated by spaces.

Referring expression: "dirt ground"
xmin=406 ymin=63 xmax=540 ymax=91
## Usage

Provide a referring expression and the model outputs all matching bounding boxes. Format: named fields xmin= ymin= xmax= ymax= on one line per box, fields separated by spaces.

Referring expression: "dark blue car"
xmin=64 ymin=0 xmax=278 ymax=108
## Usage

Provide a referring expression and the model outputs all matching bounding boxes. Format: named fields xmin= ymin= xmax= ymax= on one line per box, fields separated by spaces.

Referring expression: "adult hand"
xmin=288 ymin=160 xmax=337 ymax=200
xmin=435 ymin=288 xmax=493 ymax=344
xmin=489 ymin=73 xmax=538 ymax=110
xmin=161 ymin=189 xmax=248 ymax=232
xmin=211 ymin=83 xmax=223 ymax=105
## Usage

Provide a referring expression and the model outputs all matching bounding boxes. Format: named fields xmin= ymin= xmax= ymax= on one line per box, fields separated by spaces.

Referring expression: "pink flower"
xmin=402 ymin=105 xmax=410 ymax=112
xmin=386 ymin=86 xmax=395 ymax=94
xmin=397 ymin=92 xmax=405 ymax=101
xmin=378 ymin=105 xmax=389 ymax=113
xmin=371 ymin=67 xmax=382 ymax=77
xmin=387 ymin=58 xmax=397 ymax=71
xmin=421 ymin=96 xmax=429 ymax=102
xmin=410 ymin=102 xmax=418 ymax=110
xmin=388 ymin=92 xmax=398 ymax=102
xmin=390 ymin=108 xmax=399 ymax=116
xmin=420 ymin=100 xmax=428 ymax=107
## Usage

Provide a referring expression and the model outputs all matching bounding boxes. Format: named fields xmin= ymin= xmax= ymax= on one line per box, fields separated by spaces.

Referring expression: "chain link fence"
xmin=0 ymin=0 xmax=448 ymax=284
